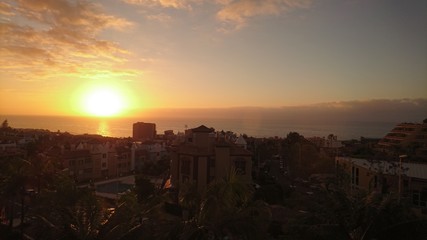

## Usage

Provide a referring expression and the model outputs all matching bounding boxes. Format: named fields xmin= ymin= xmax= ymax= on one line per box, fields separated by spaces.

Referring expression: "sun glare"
xmin=83 ymin=88 xmax=125 ymax=117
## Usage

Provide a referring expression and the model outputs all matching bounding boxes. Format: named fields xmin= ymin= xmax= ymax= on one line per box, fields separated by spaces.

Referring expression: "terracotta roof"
xmin=191 ymin=125 xmax=214 ymax=133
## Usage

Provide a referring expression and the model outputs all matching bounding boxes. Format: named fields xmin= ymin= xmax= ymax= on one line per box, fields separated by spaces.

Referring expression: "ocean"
xmin=1 ymin=115 xmax=396 ymax=140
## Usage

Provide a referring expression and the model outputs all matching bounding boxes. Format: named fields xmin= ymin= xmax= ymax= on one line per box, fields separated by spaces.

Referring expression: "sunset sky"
xmin=0 ymin=0 xmax=426 ymax=117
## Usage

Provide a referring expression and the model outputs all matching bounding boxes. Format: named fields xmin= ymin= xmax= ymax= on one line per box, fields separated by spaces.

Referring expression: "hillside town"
xmin=1 ymin=118 xmax=427 ymax=239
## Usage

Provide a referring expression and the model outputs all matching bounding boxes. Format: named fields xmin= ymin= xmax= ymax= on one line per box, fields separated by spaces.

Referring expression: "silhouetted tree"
xmin=29 ymin=174 xmax=108 ymax=240
xmin=177 ymin=169 xmax=272 ymax=239
xmin=1 ymin=119 xmax=9 ymax=129
xmin=178 ymin=181 xmax=201 ymax=219
xmin=322 ymin=189 xmax=417 ymax=240
xmin=285 ymin=132 xmax=305 ymax=145
xmin=0 ymin=157 xmax=29 ymax=231
xmin=134 ymin=175 xmax=155 ymax=203
xmin=96 ymin=192 xmax=145 ymax=240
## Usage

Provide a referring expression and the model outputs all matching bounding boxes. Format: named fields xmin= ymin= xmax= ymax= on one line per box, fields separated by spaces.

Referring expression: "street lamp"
xmin=398 ymin=155 xmax=407 ymax=203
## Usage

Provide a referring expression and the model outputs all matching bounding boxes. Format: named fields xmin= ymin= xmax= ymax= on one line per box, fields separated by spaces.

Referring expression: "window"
xmin=209 ymin=157 xmax=215 ymax=168
xmin=102 ymin=153 xmax=107 ymax=158
xmin=193 ymin=159 xmax=198 ymax=180
xmin=374 ymin=175 xmax=378 ymax=188
xmin=102 ymin=162 xmax=107 ymax=168
xmin=421 ymin=190 xmax=427 ymax=207
xmin=351 ymin=166 xmax=355 ymax=184
xmin=413 ymin=191 xmax=420 ymax=206
xmin=355 ymin=168 xmax=359 ymax=185
xmin=234 ymin=160 xmax=246 ymax=175
xmin=404 ymin=180 xmax=409 ymax=188
xmin=208 ymin=176 xmax=215 ymax=184
xmin=182 ymin=175 xmax=189 ymax=183
xmin=413 ymin=189 xmax=427 ymax=207
xmin=181 ymin=160 xmax=191 ymax=175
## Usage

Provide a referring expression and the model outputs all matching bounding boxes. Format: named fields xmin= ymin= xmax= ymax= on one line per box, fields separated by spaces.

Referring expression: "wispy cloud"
xmin=123 ymin=0 xmax=312 ymax=31
xmin=122 ymin=0 xmax=197 ymax=10
xmin=146 ymin=13 xmax=172 ymax=23
xmin=0 ymin=2 xmax=14 ymax=16
xmin=0 ymin=0 xmax=135 ymax=80
xmin=216 ymin=0 xmax=312 ymax=30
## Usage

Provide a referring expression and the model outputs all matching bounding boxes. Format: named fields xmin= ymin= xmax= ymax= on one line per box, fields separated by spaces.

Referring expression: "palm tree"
xmin=178 ymin=181 xmax=201 ymax=220
xmin=28 ymin=173 xmax=109 ymax=240
xmin=21 ymin=168 xmax=271 ymax=240
xmin=0 ymin=152 xmax=60 ymax=238
xmin=179 ymin=168 xmax=272 ymax=239
xmin=25 ymin=153 xmax=58 ymax=193
xmin=323 ymin=188 xmax=418 ymax=240
xmin=0 ymin=156 xmax=29 ymax=230
xmin=1 ymin=119 xmax=9 ymax=129
xmin=97 ymin=192 xmax=142 ymax=240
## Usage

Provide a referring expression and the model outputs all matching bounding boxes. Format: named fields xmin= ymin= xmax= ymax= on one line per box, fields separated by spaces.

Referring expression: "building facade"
xmin=170 ymin=125 xmax=252 ymax=192
xmin=51 ymin=141 xmax=133 ymax=182
xmin=336 ymin=156 xmax=427 ymax=215
xmin=133 ymin=122 xmax=156 ymax=141
xmin=378 ymin=120 xmax=427 ymax=161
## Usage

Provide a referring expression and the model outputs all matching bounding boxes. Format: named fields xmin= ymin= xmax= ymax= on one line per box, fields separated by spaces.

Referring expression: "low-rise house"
xmin=63 ymin=149 xmax=93 ymax=182
xmin=308 ymin=134 xmax=343 ymax=149
xmin=0 ymin=141 xmax=26 ymax=159
xmin=131 ymin=140 xmax=168 ymax=171
xmin=51 ymin=139 xmax=133 ymax=182
xmin=336 ymin=156 xmax=427 ymax=215
xmin=116 ymin=145 xmax=132 ymax=176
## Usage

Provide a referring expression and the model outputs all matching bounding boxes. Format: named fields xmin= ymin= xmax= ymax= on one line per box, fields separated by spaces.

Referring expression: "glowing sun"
xmin=83 ymin=88 xmax=125 ymax=117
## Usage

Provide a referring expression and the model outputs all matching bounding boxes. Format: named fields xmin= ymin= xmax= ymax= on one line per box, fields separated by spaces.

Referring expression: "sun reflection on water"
xmin=97 ymin=121 xmax=110 ymax=136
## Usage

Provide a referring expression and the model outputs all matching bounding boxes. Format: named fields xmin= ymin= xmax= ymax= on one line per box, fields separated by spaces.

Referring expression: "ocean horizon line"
xmin=0 ymin=115 xmax=400 ymax=141
xmin=2 ymin=98 xmax=425 ymax=124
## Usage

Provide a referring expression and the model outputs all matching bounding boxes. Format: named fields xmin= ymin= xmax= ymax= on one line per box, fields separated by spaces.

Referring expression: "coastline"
xmin=0 ymin=115 xmax=396 ymax=140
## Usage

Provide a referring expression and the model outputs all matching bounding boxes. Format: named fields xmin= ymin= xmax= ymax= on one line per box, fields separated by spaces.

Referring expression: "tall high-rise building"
xmin=133 ymin=122 xmax=156 ymax=140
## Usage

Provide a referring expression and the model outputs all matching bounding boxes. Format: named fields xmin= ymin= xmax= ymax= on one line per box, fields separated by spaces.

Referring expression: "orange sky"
xmin=0 ymin=0 xmax=426 ymax=117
